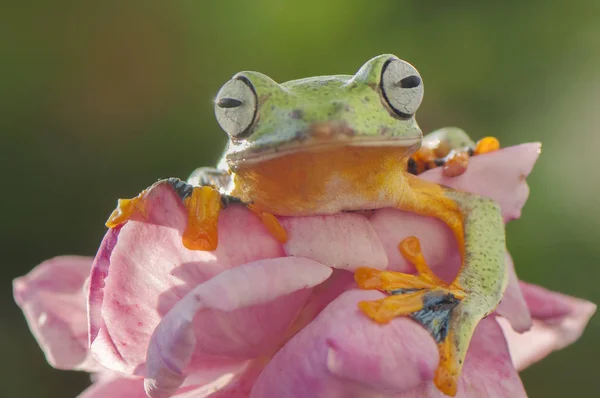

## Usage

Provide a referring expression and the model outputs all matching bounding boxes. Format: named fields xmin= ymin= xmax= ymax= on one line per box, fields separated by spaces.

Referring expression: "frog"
xmin=106 ymin=54 xmax=505 ymax=396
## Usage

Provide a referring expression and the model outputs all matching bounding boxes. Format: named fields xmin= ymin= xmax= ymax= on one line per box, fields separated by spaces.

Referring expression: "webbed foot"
xmin=106 ymin=178 xmax=224 ymax=251
xmin=355 ymin=236 xmax=467 ymax=396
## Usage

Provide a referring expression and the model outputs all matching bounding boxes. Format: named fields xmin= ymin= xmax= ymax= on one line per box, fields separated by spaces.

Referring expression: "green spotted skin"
xmin=444 ymin=190 xmax=507 ymax=370
xmin=446 ymin=191 xmax=507 ymax=305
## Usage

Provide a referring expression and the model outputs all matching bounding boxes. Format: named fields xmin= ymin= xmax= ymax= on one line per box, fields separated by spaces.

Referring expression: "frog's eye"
xmin=214 ymin=77 xmax=257 ymax=138
xmin=380 ymin=58 xmax=424 ymax=118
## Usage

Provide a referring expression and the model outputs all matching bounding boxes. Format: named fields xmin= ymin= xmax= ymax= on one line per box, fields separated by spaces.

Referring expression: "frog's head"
xmin=214 ymin=54 xmax=424 ymax=169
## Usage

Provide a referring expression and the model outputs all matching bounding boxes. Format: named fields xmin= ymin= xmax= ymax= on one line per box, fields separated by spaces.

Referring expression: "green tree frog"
xmin=106 ymin=55 xmax=505 ymax=396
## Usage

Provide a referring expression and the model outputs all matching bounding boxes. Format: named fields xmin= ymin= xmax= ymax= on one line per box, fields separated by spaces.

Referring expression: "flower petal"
xmin=83 ymin=364 xmax=263 ymax=398
xmin=88 ymin=184 xmax=286 ymax=374
xmin=252 ymin=290 xmax=526 ymax=398
xmin=144 ymin=257 xmax=332 ymax=398
xmin=420 ymin=143 xmax=541 ymax=222
xmin=369 ymin=208 xmax=460 ymax=276
xmin=13 ymin=255 xmax=99 ymax=371
xmin=499 ymin=282 xmax=596 ymax=371
xmin=282 ymin=213 xmax=388 ymax=271
xmin=494 ymin=253 xmax=532 ymax=333
xmin=251 ymin=290 xmax=439 ymax=397
xmin=78 ymin=376 xmax=147 ymax=398
xmin=172 ymin=360 xmax=264 ymax=398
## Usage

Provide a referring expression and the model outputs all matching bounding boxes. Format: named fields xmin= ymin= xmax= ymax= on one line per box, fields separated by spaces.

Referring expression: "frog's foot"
xmin=247 ymin=204 xmax=288 ymax=244
xmin=106 ymin=178 xmax=224 ymax=251
xmin=409 ymin=136 xmax=500 ymax=177
xmin=355 ymin=236 xmax=466 ymax=396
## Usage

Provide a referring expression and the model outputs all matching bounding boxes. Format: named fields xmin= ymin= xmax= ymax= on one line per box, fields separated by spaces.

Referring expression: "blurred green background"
xmin=2 ymin=1 xmax=599 ymax=397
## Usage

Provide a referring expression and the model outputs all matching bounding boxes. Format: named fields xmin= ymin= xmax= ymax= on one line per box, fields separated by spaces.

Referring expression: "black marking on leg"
xmin=390 ymin=288 xmax=423 ymax=295
xmin=410 ymin=291 xmax=461 ymax=344
xmin=220 ymin=194 xmax=244 ymax=209
xmin=407 ymin=157 xmax=418 ymax=175
xmin=467 ymin=147 xmax=475 ymax=157
xmin=434 ymin=158 xmax=445 ymax=167
xmin=166 ymin=178 xmax=194 ymax=201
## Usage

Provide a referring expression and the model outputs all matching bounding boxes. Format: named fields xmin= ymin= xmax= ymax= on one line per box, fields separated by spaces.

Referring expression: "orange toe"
xmin=248 ymin=205 xmax=288 ymax=243
xmin=474 ymin=136 xmax=500 ymax=155
xmin=354 ymin=267 xmax=385 ymax=290
xmin=433 ymin=333 xmax=460 ymax=397
xmin=182 ymin=186 xmax=222 ymax=251
xmin=105 ymin=192 xmax=147 ymax=228
xmin=358 ymin=291 xmax=426 ymax=324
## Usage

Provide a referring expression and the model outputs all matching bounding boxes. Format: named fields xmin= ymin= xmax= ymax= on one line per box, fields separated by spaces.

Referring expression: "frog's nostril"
xmin=397 ymin=75 xmax=421 ymax=89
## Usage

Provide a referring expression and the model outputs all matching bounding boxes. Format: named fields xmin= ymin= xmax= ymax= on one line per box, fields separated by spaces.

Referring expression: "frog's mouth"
xmin=226 ymin=122 xmax=422 ymax=167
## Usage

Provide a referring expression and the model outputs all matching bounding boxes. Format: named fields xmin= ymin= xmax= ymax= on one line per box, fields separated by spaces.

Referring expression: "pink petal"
xmin=13 ymin=255 xmax=100 ymax=371
xmin=88 ymin=184 xmax=286 ymax=374
xmin=494 ymin=253 xmax=532 ymax=333
xmin=282 ymin=213 xmax=388 ymax=271
xmin=82 ymin=363 xmax=264 ymax=398
xmin=402 ymin=318 xmax=526 ymax=397
xmin=290 ymin=269 xmax=357 ymax=330
xmin=369 ymin=208 xmax=460 ymax=276
xmin=499 ymin=282 xmax=596 ymax=371
xmin=251 ymin=290 xmax=439 ymax=397
xmin=174 ymin=360 xmax=265 ymax=398
xmin=78 ymin=376 xmax=147 ymax=398
xmin=420 ymin=143 xmax=541 ymax=222
xmin=253 ymin=291 xmax=526 ymax=398
xmin=145 ymin=257 xmax=332 ymax=398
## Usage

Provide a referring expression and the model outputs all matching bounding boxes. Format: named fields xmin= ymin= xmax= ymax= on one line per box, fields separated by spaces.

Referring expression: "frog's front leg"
xmin=105 ymin=175 xmax=229 ymax=251
xmin=356 ymin=175 xmax=506 ymax=396
xmin=106 ymin=166 xmax=235 ymax=251
xmin=106 ymin=168 xmax=287 ymax=250
xmin=409 ymin=127 xmax=500 ymax=177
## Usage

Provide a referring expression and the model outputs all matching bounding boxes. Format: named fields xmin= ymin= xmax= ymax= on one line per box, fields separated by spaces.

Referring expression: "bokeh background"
xmin=2 ymin=1 xmax=599 ymax=397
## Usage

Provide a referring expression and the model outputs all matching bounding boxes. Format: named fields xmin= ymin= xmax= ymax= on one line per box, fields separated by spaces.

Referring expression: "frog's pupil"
xmin=399 ymin=75 xmax=421 ymax=89
xmin=217 ymin=98 xmax=243 ymax=108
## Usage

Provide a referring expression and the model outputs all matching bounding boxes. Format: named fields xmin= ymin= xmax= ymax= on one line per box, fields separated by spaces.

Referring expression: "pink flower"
xmin=13 ymin=143 xmax=595 ymax=397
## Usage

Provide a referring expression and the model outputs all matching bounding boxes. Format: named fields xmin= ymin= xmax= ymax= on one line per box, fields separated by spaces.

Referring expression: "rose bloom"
xmin=14 ymin=143 xmax=595 ymax=398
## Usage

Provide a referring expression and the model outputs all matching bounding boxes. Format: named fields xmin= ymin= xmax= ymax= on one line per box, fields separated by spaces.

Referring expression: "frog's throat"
xmin=226 ymin=136 xmax=421 ymax=168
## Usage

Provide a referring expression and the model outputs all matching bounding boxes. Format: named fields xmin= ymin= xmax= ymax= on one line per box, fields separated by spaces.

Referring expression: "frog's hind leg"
xmin=408 ymin=127 xmax=500 ymax=177
xmin=106 ymin=170 xmax=235 ymax=251
xmin=357 ymin=175 xmax=506 ymax=396
xmin=356 ymin=237 xmax=468 ymax=396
